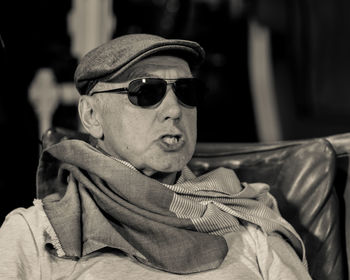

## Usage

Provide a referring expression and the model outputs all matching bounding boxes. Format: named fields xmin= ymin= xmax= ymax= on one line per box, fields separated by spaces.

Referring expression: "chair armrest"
xmin=326 ymin=133 xmax=350 ymax=156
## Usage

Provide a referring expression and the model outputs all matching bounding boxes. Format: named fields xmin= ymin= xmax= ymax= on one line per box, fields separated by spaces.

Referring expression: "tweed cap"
xmin=74 ymin=33 xmax=205 ymax=95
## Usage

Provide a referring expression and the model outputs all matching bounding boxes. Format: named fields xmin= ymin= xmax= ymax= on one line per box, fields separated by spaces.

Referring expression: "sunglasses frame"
xmin=89 ymin=77 xmax=204 ymax=108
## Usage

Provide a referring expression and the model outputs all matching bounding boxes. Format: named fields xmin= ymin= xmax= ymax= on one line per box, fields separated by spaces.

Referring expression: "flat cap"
xmin=74 ymin=33 xmax=205 ymax=95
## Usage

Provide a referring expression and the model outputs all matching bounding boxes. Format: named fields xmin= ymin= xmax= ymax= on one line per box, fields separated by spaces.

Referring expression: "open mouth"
xmin=158 ymin=134 xmax=185 ymax=151
xmin=162 ymin=135 xmax=182 ymax=145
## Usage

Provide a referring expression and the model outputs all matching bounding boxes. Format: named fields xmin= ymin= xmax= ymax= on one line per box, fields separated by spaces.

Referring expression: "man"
xmin=0 ymin=34 xmax=311 ymax=279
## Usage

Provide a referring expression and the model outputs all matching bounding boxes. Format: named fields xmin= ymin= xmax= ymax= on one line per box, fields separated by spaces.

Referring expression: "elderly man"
xmin=0 ymin=34 xmax=311 ymax=279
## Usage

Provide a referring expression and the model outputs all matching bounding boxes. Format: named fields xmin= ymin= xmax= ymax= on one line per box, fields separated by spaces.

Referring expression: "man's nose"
xmin=157 ymin=86 xmax=182 ymax=121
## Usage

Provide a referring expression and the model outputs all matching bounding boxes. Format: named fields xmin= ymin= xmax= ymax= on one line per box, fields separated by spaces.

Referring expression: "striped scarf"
xmin=37 ymin=139 xmax=306 ymax=274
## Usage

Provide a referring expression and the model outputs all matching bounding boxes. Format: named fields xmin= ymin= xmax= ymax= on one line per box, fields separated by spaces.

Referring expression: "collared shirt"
xmin=0 ymin=201 xmax=311 ymax=280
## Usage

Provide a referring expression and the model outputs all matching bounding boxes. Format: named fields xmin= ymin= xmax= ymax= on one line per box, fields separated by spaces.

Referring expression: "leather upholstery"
xmin=191 ymin=137 xmax=349 ymax=280
xmin=41 ymin=128 xmax=350 ymax=280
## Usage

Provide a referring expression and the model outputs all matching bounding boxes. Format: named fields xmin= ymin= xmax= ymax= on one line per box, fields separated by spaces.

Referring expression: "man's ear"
xmin=78 ymin=96 xmax=103 ymax=139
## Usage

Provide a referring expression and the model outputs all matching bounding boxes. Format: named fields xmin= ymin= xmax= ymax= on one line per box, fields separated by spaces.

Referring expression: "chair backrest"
xmin=190 ymin=139 xmax=347 ymax=280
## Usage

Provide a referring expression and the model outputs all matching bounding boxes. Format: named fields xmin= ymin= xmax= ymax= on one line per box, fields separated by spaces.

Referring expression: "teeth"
xmin=163 ymin=136 xmax=179 ymax=145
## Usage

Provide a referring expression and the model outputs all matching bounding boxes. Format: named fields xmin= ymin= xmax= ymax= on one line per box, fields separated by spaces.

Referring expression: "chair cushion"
xmin=189 ymin=139 xmax=346 ymax=280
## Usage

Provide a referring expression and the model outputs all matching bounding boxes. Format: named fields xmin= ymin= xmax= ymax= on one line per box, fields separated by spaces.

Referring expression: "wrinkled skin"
xmin=79 ymin=56 xmax=198 ymax=184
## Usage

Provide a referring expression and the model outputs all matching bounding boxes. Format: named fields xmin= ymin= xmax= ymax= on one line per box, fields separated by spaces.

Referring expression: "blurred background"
xmin=1 ymin=0 xmax=350 ymax=223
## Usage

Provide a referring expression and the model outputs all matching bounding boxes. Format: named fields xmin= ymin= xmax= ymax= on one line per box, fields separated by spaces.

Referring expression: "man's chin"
xmin=135 ymin=148 xmax=194 ymax=176
xmin=141 ymin=159 xmax=188 ymax=176
xmin=143 ymin=165 xmax=183 ymax=176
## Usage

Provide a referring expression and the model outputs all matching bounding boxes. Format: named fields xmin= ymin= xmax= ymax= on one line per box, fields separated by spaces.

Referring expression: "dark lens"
xmin=174 ymin=78 xmax=204 ymax=107
xmin=128 ymin=78 xmax=167 ymax=107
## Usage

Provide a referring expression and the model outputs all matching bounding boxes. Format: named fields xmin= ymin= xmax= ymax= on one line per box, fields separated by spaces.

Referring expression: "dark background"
xmin=1 ymin=0 xmax=350 ymax=224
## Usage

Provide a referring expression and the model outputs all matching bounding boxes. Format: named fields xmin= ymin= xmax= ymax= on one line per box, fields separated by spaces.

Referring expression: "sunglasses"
xmin=90 ymin=78 xmax=205 ymax=108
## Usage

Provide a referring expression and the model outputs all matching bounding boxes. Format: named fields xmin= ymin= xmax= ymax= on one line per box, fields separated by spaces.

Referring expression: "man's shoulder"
xmin=1 ymin=200 xmax=45 ymax=235
xmin=0 ymin=202 xmax=49 ymax=279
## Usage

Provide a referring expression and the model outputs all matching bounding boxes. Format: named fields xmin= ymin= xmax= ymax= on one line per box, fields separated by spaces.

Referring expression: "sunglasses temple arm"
xmin=91 ymin=88 xmax=129 ymax=95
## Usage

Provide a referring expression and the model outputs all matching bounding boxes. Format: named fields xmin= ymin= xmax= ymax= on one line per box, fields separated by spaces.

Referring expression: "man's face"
xmin=96 ymin=56 xmax=197 ymax=176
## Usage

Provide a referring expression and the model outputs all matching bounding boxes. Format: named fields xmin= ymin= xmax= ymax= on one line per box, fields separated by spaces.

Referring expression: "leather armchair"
xmin=42 ymin=128 xmax=350 ymax=280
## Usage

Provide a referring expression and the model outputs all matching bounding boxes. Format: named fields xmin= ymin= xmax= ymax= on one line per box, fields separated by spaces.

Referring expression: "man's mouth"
xmin=159 ymin=134 xmax=185 ymax=150
xmin=162 ymin=135 xmax=180 ymax=145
